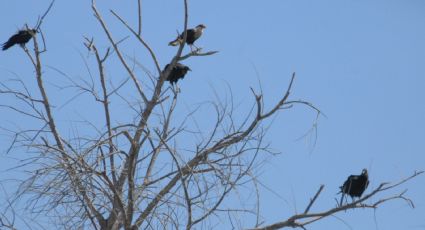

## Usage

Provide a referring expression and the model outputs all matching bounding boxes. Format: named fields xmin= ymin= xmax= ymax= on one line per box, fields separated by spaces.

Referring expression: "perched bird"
xmin=2 ymin=29 xmax=37 ymax=50
xmin=168 ymin=24 xmax=206 ymax=50
xmin=339 ymin=169 xmax=369 ymax=206
xmin=163 ymin=63 xmax=191 ymax=85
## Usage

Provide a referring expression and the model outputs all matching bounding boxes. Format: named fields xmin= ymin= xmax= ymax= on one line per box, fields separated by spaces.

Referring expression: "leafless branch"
xmin=179 ymin=49 xmax=219 ymax=61
xmin=249 ymin=171 xmax=423 ymax=230
xmin=35 ymin=0 xmax=56 ymax=31
xmin=304 ymin=184 xmax=325 ymax=214
xmin=1 ymin=1 xmax=419 ymax=229
xmin=91 ymin=0 xmax=148 ymax=104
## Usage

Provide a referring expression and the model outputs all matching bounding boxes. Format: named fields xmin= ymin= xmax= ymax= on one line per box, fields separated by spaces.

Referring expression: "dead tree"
xmin=0 ymin=0 xmax=422 ymax=229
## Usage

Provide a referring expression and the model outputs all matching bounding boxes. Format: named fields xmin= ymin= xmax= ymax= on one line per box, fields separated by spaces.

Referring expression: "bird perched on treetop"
xmin=2 ymin=29 xmax=37 ymax=51
xmin=339 ymin=169 xmax=369 ymax=206
xmin=163 ymin=63 xmax=191 ymax=85
xmin=168 ymin=24 xmax=206 ymax=51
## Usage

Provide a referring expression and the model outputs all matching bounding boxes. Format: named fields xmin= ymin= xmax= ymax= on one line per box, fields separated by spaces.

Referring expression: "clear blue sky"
xmin=1 ymin=0 xmax=424 ymax=229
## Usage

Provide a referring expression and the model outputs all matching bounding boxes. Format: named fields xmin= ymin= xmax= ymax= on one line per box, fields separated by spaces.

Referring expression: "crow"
xmin=2 ymin=29 xmax=37 ymax=51
xmin=163 ymin=63 xmax=191 ymax=85
xmin=339 ymin=169 xmax=369 ymax=206
xmin=168 ymin=24 xmax=206 ymax=50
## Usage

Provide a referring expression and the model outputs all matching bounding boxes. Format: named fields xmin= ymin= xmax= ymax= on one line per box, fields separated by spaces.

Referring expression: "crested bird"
xmin=339 ymin=169 xmax=369 ymax=206
xmin=2 ymin=29 xmax=37 ymax=50
xmin=168 ymin=24 xmax=206 ymax=51
xmin=163 ymin=63 xmax=191 ymax=85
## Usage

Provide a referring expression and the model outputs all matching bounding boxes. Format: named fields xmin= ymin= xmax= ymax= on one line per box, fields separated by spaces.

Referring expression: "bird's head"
xmin=29 ymin=29 xmax=37 ymax=36
xmin=196 ymin=24 xmax=206 ymax=31
xmin=361 ymin=169 xmax=368 ymax=177
xmin=183 ymin=66 xmax=191 ymax=72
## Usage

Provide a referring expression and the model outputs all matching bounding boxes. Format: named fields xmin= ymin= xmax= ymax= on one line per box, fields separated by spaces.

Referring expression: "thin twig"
xmin=35 ymin=0 xmax=56 ymax=30
xmin=304 ymin=184 xmax=324 ymax=214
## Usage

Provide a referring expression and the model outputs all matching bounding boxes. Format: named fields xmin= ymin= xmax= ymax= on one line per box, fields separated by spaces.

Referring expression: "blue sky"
xmin=1 ymin=0 xmax=425 ymax=229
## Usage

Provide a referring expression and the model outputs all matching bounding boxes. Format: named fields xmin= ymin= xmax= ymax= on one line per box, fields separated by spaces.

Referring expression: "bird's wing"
xmin=186 ymin=29 xmax=195 ymax=37
xmin=177 ymin=29 xmax=194 ymax=39
xmin=342 ymin=175 xmax=358 ymax=190
xmin=348 ymin=175 xmax=359 ymax=180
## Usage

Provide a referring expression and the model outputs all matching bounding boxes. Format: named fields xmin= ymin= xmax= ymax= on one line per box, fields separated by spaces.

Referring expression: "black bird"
xmin=163 ymin=63 xmax=191 ymax=85
xmin=169 ymin=24 xmax=206 ymax=50
xmin=339 ymin=169 xmax=369 ymax=206
xmin=2 ymin=29 xmax=37 ymax=51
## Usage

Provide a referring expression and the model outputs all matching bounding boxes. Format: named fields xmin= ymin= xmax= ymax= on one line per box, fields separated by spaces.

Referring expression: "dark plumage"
xmin=168 ymin=24 xmax=206 ymax=49
xmin=339 ymin=169 xmax=369 ymax=206
xmin=2 ymin=29 xmax=37 ymax=50
xmin=163 ymin=63 xmax=191 ymax=85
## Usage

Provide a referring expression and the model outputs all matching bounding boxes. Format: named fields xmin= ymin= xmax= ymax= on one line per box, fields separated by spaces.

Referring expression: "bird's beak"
xmin=188 ymin=68 xmax=192 ymax=71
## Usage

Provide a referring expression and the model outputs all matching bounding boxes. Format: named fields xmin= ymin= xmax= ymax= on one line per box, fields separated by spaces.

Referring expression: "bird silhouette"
xmin=163 ymin=63 xmax=191 ymax=85
xmin=339 ymin=169 xmax=369 ymax=206
xmin=169 ymin=24 xmax=206 ymax=51
xmin=2 ymin=29 xmax=37 ymax=50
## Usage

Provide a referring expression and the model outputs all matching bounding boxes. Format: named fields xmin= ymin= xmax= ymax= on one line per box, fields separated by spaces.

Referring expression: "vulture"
xmin=339 ymin=169 xmax=369 ymax=206
xmin=168 ymin=24 xmax=206 ymax=50
xmin=2 ymin=29 xmax=37 ymax=50
xmin=163 ymin=63 xmax=191 ymax=85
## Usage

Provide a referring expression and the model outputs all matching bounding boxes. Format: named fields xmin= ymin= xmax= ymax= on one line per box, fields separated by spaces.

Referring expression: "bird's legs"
xmin=189 ymin=44 xmax=202 ymax=53
xmin=20 ymin=44 xmax=29 ymax=52
xmin=171 ymin=83 xmax=181 ymax=94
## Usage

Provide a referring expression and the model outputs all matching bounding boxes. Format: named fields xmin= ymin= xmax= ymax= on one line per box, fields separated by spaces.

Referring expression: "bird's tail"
xmin=2 ymin=42 xmax=12 ymax=51
xmin=168 ymin=38 xmax=182 ymax=46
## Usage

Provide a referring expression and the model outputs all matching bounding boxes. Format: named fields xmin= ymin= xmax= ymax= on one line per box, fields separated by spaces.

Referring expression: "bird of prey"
xmin=2 ymin=29 xmax=37 ymax=51
xmin=168 ymin=24 xmax=206 ymax=50
xmin=339 ymin=169 xmax=369 ymax=206
xmin=163 ymin=63 xmax=191 ymax=85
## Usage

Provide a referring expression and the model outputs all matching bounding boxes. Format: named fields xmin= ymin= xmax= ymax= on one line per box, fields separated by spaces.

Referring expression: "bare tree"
xmin=0 ymin=1 xmax=422 ymax=230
